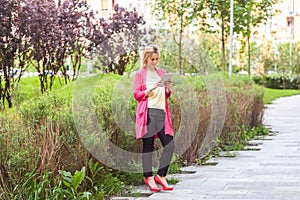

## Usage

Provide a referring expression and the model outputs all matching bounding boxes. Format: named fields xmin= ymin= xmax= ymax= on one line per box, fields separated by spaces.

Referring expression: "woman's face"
xmin=147 ymin=53 xmax=159 ymax=68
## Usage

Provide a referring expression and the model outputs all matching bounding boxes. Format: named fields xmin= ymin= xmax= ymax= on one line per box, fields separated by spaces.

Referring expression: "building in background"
xmin=86 ymin=0 xmax=114 ymax=17
xmin=115 ymin=0 xmax=155 ymax=24
xmin=86 ymin=0 xmax=156 ymax=25
xmin=231 ymin=0 xmax=300 ymax=74
xmin=255 ymin=0 xmax=300 ymax=42
xmin=87 ymin=0 xmax=300 ymax=42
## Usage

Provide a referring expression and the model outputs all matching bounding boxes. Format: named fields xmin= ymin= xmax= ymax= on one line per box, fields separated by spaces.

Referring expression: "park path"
xmin=113 ymin=95 xmax=300 ymax=200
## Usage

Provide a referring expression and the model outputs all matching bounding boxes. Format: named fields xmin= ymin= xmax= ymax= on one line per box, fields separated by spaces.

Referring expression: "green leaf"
xmin=59 ymin=170 xmax=73 ymax=186
xmin=62 ymin=180 xmax=72 ymax=189
xmin=72 ymin=167 xmax=85 ymax=190
xmin=80 ymin=191 xmax=92 ymax=198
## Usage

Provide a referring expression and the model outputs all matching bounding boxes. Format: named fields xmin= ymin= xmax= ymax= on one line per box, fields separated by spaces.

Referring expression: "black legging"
xmin=142 ymin=108 xmax=175 ymax=177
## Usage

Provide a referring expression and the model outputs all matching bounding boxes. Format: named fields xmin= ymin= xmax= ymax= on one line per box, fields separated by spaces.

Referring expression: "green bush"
xmin=252 ymin=75 xmax=264 ymax=86
xmin=253 ymin=74 xmax=300 ymax=89
xmin=1 ymin=73 xmax=265 ymax=199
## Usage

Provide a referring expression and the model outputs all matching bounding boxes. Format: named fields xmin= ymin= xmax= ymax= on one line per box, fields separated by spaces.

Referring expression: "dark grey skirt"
xmin=146 ymin=108 xmax=165 ymax=137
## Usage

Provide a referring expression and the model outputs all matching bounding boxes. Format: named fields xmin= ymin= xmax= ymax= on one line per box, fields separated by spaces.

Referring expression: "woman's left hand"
xmin=165 ymin=80 xmax=172 ymax=92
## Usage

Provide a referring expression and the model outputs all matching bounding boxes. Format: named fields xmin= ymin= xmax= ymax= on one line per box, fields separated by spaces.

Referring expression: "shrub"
xmin=252 ymin=74 xmax=264 ymax=85
xmin=253 ymin=74 xmax=300 ymax=89
xmin=0 ymin=73 xmax=264 ymax=198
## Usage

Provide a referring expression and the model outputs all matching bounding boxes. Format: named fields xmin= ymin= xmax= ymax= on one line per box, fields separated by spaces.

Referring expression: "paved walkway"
xmin=113 ymin=95 xmax=300 ymax=200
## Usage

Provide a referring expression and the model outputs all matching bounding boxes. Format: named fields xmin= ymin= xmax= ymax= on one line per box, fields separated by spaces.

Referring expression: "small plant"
xmin=211 ymin=138 xmax=222 ymax=156
xmin=168 ymin=160 xmax=182 ymax=174
xmin=217 ymin=125 xmax=270 ymax=152
xmin=167 ymin=177 xmax=179 ymax=185
xmin=58 ymin=167 xmax=92 ymax=199
xmin=201 ymin=161 xmax=219 ymax=166
xmin=12 ymin=170 xmax=53 ymax=200
xmin=254 ymin=125 xmax=270 ymax=136
xmin=219 ymin=151 xmax=236 ymax=158
xmin=195 ymin=154 xmax=211 ymax=165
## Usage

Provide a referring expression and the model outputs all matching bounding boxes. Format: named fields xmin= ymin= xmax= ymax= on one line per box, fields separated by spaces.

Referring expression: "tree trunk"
xmin=282 ymin=77 xmax=286 ymax=89
xmin=247 ymin=35 xmax=251 ymax=75
xmin=4 ymin=77 xmax=12 ymax=108
xmin=178 ymin=14 xmax=183 ymax=74
xmin=221 ymin=23 xmax=226 ymax=74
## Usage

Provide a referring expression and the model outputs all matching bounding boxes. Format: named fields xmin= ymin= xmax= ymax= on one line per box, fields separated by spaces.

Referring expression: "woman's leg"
xmin=157 ymin=130 xmax=175 ymax=177
xmin=142 ymin=134 xmax=155 ymax=177
xmin=143 ymin=108 xmax=173 ymax=177
xmin=142 ymin=108 xmax=160 ymax=177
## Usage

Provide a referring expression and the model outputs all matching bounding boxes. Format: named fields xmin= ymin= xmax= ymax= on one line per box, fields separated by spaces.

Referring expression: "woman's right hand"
xmin=154 ymin=80 xmax=162 ymax=88
xmin=145 ymin=81 xmax=162 ymax=96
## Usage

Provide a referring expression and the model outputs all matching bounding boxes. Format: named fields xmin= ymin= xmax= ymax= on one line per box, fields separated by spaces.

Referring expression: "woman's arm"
xmin=133 ymin=72 xmax=147 ymax=101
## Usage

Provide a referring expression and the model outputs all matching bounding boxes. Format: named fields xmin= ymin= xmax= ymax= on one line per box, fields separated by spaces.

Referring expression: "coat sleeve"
xmin=165 ymin=88 xmax=172 ymax=99
xmin=133 ymin=71 xmax=147 ymax=101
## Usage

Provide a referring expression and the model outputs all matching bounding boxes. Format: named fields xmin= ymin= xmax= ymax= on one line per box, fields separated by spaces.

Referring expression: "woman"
xmin=133 ymin=45 xmax=175 ymax=192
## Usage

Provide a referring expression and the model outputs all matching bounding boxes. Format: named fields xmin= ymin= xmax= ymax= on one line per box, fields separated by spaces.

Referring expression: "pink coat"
xmin=133 ymin=67 xmax=174 ymax=139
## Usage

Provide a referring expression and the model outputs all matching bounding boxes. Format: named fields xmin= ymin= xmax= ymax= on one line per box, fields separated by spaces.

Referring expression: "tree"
xmin=157 ymin=33 xmax=219 ymax=74
xmin=291 ymin=42 xmax=300 ymax=73
xmin=93 ymin=5 xmax=155 ymax=75
xmin=153 ymin=0 xmax=208 ymax=74
xmin=260 ymin=37 xmax=276 ymax=74
xmin=277 ymin=42 xmax=292 ymax=74
xmin=57 ymin=0 xmax=94 ymax=82
xmin=291 ymin=42 xmax=300 ymax=88
xmin=238 ymin=40 xmax=261 ymax=73
xmin=234 ymin=0 xmax=278 ymax=75
xmin=18 ymin=0 xmax=94 ymax=93
xmin=206 ymin=0 xmax=232 ymax=74
xmin=206 ymin=0 xmax=278 ymax=75
xmin=0 ymin=0 xmax=28 ymax=108
xmin=58 ymin=0 xmax=113 ymax=81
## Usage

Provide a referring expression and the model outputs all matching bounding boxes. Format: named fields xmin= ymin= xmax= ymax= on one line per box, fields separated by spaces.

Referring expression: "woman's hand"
xmin=165 ymin=80 xmax=172 ymax=93
xmin=154 ymin=80 xmax=162 ymax=88
xmin=145 ymin=81 xmax=162 ymax=96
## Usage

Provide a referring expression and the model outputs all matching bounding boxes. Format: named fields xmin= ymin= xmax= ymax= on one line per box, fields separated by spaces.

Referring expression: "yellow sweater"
xmin=146 ymin=74 xmax=165 ymax=111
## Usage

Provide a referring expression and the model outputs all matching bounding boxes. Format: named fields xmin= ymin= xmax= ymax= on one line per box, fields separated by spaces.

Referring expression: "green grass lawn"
xmin=11 ymin=75 xmax=300 ymax=107
xmin=15 ymin=74 xmax=121 ymax=102
xmin=263 ymin=87 xmax=300 ymax=104
xmin=15 ymin=75 xmax=70 ymax=100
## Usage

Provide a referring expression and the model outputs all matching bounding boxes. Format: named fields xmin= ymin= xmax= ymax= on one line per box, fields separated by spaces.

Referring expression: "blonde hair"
xmin=142 ymin=44 xmax=160 ymax=67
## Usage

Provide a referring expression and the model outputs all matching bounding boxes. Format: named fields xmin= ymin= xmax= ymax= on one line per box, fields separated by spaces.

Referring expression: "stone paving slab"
xmin=111 ymin=95 xmax=300 ymax=200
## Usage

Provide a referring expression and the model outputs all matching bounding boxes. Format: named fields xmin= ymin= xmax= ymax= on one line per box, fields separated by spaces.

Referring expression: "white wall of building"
xmin=115 ymin=0 xmax=157 ymax=26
